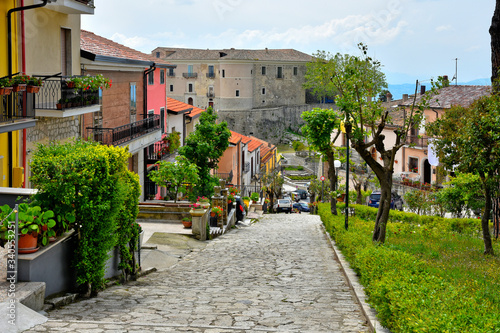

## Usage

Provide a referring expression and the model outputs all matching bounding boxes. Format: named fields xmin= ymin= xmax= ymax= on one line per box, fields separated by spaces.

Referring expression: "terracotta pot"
xmin=12 ymin=84 xmax=26 ymax=92
xmin=210 ymin=212 xmax=216 ymax=217
xmin=0 ymin=87 xmax=13 ymax=95
xmin=18 ymin=232 xmax=39 ymax=253
xmin=182 ymin=220 xmax=192 ymax=228
xmin=26 ymin=85 xmax=40 ymax=93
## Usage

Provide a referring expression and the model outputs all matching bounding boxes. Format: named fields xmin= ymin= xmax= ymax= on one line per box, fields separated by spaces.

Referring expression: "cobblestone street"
xmin=26 ymin=214 xmax=369 ymax=332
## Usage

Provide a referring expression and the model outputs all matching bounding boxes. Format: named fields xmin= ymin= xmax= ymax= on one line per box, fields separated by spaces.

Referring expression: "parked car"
xmin=295 ymin=189 xmax=308 ymax=199
xmin=274 ymin=198 xmax=293 ymax=213
xmin=367 ymin=191 xmax=404 ymax=211
xmin=293 ymin=202 xmax=310 ymax=212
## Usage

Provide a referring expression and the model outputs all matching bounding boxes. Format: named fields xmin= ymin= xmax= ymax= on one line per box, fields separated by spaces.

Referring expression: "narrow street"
xmin=26 ymin=214 xmax=369 ymax=332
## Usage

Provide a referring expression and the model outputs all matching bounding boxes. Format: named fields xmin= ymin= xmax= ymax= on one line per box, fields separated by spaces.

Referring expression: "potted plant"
xmin=250 ymin=192 xmax=259 ymax=203
xmin=0 ymin=77 xmax=13 ymax=95
xmin=181 ymin=216 xmax=192 ymax=228
xmin=27 ymin=76 xmax=43 ymax=93
xmin=211 ymin=206 xmax=223 ymax=218
xmin=197 ymin=196 xmax=210 ymax=209
xmin=11 ymin=75 xmax=29 ymax=92
xmin=227 ymin=194 xmax=235 ymax=212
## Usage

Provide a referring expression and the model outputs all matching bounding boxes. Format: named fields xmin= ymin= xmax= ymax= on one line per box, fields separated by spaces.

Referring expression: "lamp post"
xmin=341 ymin=120 xmax=349 ymax=231
xmin=334 ymin=159 xmax=341 ymax=191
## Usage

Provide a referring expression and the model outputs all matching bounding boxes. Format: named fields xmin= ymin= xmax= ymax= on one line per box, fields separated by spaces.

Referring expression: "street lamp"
xmin=334 ymin=160 xmax=341 ymax=191
xmin=340 ymin=120 xmax=349 ymax=231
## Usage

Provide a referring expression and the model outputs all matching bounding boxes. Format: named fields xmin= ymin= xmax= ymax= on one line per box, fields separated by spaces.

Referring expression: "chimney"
xmin=420 ymin=85 xmax=426 ymax=95
xmin=403 ymin=94 xmax=408 ymax=102
xmin=265 ymin=47 xmax=268 ymax=53
xmin=442 ymin=75 xmax=450 ymax=86
xmin=386 ymin=91 xmax=392 ymax=101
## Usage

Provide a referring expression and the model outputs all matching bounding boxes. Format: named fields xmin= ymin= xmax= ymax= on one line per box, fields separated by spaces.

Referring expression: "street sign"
xmin=320 ymin=176 xmax=325 ymax=181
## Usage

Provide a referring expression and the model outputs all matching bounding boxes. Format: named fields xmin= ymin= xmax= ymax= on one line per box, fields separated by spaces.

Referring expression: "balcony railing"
xmin=206 ymin=91 xmax=215 ymax=98
xmin=214 ymin=170 xmax=233 ymax=183
xmin=86 ymin=115 xmax=160 ymax=146
xmin=34 ymin=74 xmax=100 ymax=111
xmin=182 ymin=73 xmax=198 ymax=78
xmin=206 ymin=73 xmax=215 ymax=78
xmin=146 ymin=139 xmax=177 ymax=162
xmin=167 ymin=71 xmax=176 ymax=77
xmin=406 ymin=135 xmax=429 ymax=148
xmin=0 ymin=92 xmax=35 ymax=124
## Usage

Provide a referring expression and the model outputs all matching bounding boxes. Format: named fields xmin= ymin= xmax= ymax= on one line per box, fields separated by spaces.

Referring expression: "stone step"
xmin=135 ymin=218 xmax=183 ymax=225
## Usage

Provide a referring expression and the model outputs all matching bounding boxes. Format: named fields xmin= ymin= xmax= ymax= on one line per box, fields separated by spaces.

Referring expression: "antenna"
xmin=452 ymin=58 xmax=458 ymax=85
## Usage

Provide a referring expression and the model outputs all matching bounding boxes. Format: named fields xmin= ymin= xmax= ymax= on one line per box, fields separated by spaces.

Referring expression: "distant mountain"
xmin=387 ymin=78 xmax=490 ymax=100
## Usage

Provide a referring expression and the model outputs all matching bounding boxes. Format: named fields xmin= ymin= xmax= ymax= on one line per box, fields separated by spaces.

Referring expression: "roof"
xmin=229 ymin=131 xmax=252 ymax=146
xmin=166 ymin=97 xmax=205 ymax=118
xmin=81 ymin=30 xmax=175 ymax=68
xmin=249 ymin=136 xmax=275 ymax=159
xmin=153 ymin=47 xmax=313 ymax=62
xmin=398 ymin=85 xmax=491 ymax=109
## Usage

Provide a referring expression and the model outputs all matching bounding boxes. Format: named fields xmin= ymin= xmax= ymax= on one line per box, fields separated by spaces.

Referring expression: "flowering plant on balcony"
xmin=0 ymin=78 xmax=12 ymax=88
xmin=12 ymin=75 xmax=29 ymax=86
xmin=68 ymin=74 xmax=112 ymax=92
xmin=28 ymin=76 xmax=43 ymax=86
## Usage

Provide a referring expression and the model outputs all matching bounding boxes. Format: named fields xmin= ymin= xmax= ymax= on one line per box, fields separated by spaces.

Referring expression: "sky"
xmin=82 ymin=0 xmax=495 ymax=85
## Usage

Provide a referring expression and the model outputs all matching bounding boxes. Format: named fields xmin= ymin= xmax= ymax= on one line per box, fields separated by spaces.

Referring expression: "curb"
xmin=321 ymin=224 xmax=391 ymax=333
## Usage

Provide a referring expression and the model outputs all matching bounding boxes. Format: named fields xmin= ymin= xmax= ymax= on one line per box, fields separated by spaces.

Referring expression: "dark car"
xmin=295 ymin=189 xmax=308 ymax=199
xmin=293 ymin=202 xmax=310 ymax=212
xmin=367 ymin=191 xmax=404 ymax=211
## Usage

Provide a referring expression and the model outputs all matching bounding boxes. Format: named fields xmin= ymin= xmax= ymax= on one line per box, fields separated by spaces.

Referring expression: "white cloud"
xmin=436 ymin=25 xmax=453 ymax=32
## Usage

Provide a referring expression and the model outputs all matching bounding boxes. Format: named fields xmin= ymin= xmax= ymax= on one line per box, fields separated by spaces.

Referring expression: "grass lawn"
xmin=319 ymin=203 xmax=500 ymax=332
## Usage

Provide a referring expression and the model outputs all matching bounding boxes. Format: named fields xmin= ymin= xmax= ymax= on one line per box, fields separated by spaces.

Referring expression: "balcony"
xmin=86 ymin=115 xmax=161 ymax=153
xmin=46 ymin=0 xmax=95 ymax=15
xmin=0 ymin=90 xmax=37 ymax=134
xmin=182 ymin=73 xmax=198 ymax=78
xmin=146 ymin=139 xmax=177 ymax=164
xmin=34 ymin=75 xmax=101 ymax=118
xmin=206 ymin=91 xmax=215 ymax=98
xmin=214 ymin=170 xmax=233 ymax=183
xmin=406 ymin=135 xmax=429 ymax=148
xmin=167 ymin=71 xmax=176 ymax=77
xmin=206 ymin=73 xmax=215 ymax=79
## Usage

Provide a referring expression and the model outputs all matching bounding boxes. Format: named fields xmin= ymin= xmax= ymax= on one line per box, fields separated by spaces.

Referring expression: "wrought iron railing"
xmin=206 ymin=73 xmax=215 ymax=78
xmin=34 ymin=74 xmax=100 ymax=111
xmin=0 ymin=92 xmax=35 ymax=124
xmin=182 ymin=73 xmax=198 ymax=78
xmin=406 ymin=135 xmax=429 ymax=148
xmin=86 ymin=115 xmax=160 ymax=146
xmin=214 ymin=170 xmax=233 ymax=183
xmin=146 ymin=139 xmax=177 ymax=161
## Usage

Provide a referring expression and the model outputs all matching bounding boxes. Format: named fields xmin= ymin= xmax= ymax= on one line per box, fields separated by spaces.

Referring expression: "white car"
xmin=273 ymin=199 xmax=292 ymax=213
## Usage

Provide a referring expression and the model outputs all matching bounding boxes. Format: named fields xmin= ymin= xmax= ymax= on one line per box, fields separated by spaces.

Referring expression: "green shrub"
xmin=319 ymin=202 xmax=500 ymax=332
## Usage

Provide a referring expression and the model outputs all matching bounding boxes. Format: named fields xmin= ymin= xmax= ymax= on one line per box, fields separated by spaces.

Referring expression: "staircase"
xmin=137 ymin=202 xmax=192 ymax=224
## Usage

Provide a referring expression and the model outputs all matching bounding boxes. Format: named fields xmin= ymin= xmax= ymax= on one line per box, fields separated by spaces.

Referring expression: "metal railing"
xmin=206 ymin=73 xmax=215 ymax=78
xmin=214 ymin=170 xmax=233 ymax=183
xmin=182 ymin=73 xmax=198 ymax=78
xmin=405 ymin=135 xmax=429 ymax=148
xmin=167 ymin=71 xmax=176 ymax=77
xmin=146 ymin=139 xmax=177 ymax=161
xmin=86 ymin=115 xmax=160 ymax=146
xmin=34 ymin=74 xmax=100 ymax=111
xmin=0 ymin=92 xmax=35 ymax=123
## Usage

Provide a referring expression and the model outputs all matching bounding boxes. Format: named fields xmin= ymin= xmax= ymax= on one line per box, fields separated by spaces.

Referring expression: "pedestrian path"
xmin=24 ymin=214 xmax=370 ymax=332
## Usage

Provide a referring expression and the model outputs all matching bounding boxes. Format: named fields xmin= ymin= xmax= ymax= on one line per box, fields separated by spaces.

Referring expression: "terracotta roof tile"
xmin=154 ymin=47 xmax=312 ymax=62
xmin=229 ymin=131 xmax=252 ymax=146
xmin=398 ymin=85 xmax=491 ymax=109
xmin=249 ymin=136 xmax=274 ymax=157
xmin=167 ymin=97 xmax=205 ymax=117
xmin=81 ymin=30 xmax=172 ymax=66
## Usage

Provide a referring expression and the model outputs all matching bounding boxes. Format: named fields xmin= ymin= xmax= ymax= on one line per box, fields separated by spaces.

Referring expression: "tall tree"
xmin=490 ymin=0 xmax=500 ymax=91
xmin=179 ymin=107 xmax=231 ymax=197
xmin=301 ymin=108 xmax=343 ymax=214
xmin=308 ymin=44 xmax=435 ymax=243
xmin=427 ymin=95 xmax=500 ymax=255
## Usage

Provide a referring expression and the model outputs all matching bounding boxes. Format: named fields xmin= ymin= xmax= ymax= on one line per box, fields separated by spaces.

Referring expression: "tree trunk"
xmin=372 ymin=180 xmax=392 ymax=243
xmin=491 ymin=0 xmax=500 ymax=91
xmin=354 ymin=183 xmax=363 ymax=205
xmin=482 ymin=187 xmax=494 ymax=255
xmin=327 ymin=153 xmax=338 ymax=215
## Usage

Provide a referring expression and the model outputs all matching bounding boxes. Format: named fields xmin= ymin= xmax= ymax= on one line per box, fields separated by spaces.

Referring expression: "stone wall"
xmin=27 ymin=116 xmax=80 ymax=144
xmin=217 ymin=103 xmax=332 ymax=144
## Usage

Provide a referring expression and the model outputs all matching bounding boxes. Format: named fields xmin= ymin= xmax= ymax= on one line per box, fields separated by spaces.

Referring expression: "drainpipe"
xmin=7 ymin=0 xmax=49 ymax=187
xmin=143 ymin=64 xmax=155 ymax=200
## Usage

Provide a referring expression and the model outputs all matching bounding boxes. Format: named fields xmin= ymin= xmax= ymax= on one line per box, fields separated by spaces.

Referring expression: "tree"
xmin=261 ymin=169 xmax=284 ymax=213
xmin=310 ymin=44 xmax=436 ymax=243
xmin=301 ymin=108 xmax=343 ymax=214
xmin=434 ymin=173 xmax=485 ymax=218
xmin=179 ymin=107 xmax=231 ymax=197
xmin=427 ymin=95 xmax=500 ymax=254
xmin=148 ymin=156 xmax=199 ymax=202
xmin=303 ymin=51 xmax=337 ymax=103
xmin=490 ymin=0 xmax=500 ymax=91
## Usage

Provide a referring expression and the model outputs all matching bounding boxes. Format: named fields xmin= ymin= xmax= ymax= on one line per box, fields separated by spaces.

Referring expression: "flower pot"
xmin=26 ymin=85 xmax=40 ymax=93
xmin=12 ymin=84 xmax=26 ymax=92
xmin=18 ymin=232 xmax=39 ymax=254
xmin=182 ymin=220 xmax=192 ymax=228
xmin=210 ymin=212 xmax=216 ymax=217
xmin=0 ymin=87 xmax=13 ymax=95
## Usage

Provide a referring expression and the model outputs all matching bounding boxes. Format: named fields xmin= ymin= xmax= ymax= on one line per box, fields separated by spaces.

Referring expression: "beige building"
xmin=151 ymin=47 xmax=312 ymax=112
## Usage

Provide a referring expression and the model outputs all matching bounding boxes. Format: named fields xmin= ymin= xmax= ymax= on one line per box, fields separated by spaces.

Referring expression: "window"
xmin=160 ymin=69 xmax=165 ymax=84
xmin=148 ymin=71 xmax=154 ymax=85
xmin=222 ymin=69 xmax=225 ymax=78
xmin=277 ymin=66 xmax=283 ymax=79
xmin=188 ymin=83 xmax=193 ymax=93
xmin=61 ymin=28 xmax=72 ymax=76
xmin=293 ymin=67 xmax=298 ymax=75
xmin=168 ymin=68 xmax=175 ymax=77
xmin=130 ymin=83 xmax=137 ymax=122
xmin=261 ymin=66 xmax=266 ymax=75
xmin=236 ymin=90 xmax=240 ymax=97
xmin=160 ymin=107 xmax=165 ymax=134
xmin=207 ymin=65 xmax=215 ymax=78
xmin=156 ymin=51 xmax=160 ymax=58
xmin=262 ymin=87 xmax=266 ymax=95
xmin=409 ymin=157 xmax=419 ymax=173
xmin=169 ymin=84 xmax=174 ymax=92
xmin=188 ymin=65 xmax=193 ymax=74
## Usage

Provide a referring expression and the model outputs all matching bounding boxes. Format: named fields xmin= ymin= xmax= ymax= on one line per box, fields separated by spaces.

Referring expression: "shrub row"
xmin=319 ymin=203 xmax=500 ymax=333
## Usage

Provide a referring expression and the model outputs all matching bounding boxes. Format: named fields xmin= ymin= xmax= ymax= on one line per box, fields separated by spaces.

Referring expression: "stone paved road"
xmin=26 ymin=214 xmax=369 ymax=332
